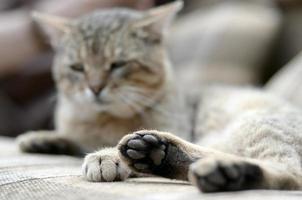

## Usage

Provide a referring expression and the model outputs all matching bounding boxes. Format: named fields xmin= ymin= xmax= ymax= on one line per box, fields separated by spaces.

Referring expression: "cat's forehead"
xmin=66 ymin=9 xmax=142 ymax=58
xmin=74 ymin=9 xmax=141 ymax=39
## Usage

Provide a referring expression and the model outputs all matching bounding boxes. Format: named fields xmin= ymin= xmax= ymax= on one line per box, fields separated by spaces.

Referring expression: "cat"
xmin=16 ymin=1 xmax=302 ymax=192
xmin=17 ymin=0 xmax=189 ymax=177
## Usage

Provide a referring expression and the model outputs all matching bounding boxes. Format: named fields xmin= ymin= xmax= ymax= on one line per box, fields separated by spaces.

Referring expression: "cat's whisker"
xmin=116 ymin=92 xmax=151 ymax=122
xmin=120 ymin=90 xmax=184 ymax=121
xmin=121 ymin=86 xmax=157 ymax=95
xmin=121 ymin=86 xmax=167 ymax=103
xmin=116 ymin=92 xmax=145 ymax=115
xmin=117 ymin=94 xmax=139 ymax=113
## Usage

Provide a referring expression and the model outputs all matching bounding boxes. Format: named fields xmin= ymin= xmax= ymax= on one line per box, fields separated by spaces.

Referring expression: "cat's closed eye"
xmin=110 ymin=61 xmax=127 ymax=72
xmin=70 ymin=63 xmax=84 ymax=72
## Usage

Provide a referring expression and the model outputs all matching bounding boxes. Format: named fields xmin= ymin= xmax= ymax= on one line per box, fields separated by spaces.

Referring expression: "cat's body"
xmin=53 ymin=84 xmax=188 ymax=151
xmin=117 ymin=87 xmax=302 ymax=190
xmin=17 ymin=1 xmax=302 ymax=192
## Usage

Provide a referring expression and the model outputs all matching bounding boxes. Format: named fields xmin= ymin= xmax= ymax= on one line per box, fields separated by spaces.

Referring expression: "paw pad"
xmin=119 ymin=132 xmax=167 ymax=173
xmin=190 ymin=158 xmax=263 ymax=192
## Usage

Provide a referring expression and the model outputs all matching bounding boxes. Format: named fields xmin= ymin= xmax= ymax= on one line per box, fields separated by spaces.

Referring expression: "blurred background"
xmin=0 ymin=0 xmax=301 ymax=137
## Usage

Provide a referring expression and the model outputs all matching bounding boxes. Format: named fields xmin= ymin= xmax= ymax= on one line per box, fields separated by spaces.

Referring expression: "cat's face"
xmin=34 ymin=2 xmax=182 ymax=117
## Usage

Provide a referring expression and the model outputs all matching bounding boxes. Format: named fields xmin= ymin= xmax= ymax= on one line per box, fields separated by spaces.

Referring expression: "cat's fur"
xmin=17 ymin=1 xmax=302 ymax=192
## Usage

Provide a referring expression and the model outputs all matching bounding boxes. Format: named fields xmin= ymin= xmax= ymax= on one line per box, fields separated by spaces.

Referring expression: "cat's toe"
xmin=118 ymin=130 xmax=168 ymax=174
xmin=82 ymin=149 xmax=131 ymax=182
xmin=189 ymin=158 xmax=263 ymax=193
xmin=82 ymin=153 xmax=103 ymax=182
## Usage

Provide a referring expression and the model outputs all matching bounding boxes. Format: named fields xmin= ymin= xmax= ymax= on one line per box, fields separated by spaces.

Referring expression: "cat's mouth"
xmin=93 ymin=97 xmax=110 ymax=105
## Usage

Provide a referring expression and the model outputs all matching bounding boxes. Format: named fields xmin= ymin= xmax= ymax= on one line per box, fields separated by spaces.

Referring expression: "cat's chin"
xmin=79 ymin=102 xmax=140 ymax=118
xmin=105 ymin=106 xmax=142 ymax=118
xmin=66 ymin=96 xmax=143 ymax=118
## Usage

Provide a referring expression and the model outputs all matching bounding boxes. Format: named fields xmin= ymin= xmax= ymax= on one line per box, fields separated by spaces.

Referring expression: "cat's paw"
xmin=118 ymin=130 xmax=194 ymax=179
xmin=118 ymin=130 xmax=167 ymax=173
xmin=189 ymin=157 xmax=263 ymax=192
xmin=82 ymin=148 xmax=131 ymax=182
xmin=17 ymin=131 xmax=81 ymax=155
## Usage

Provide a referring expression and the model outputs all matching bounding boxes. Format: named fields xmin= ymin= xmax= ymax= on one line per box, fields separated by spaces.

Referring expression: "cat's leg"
xmin=17 ymin=131 xmax=83 ymax=156
xmin=118 ymin=130 xmax=302 ymax=191
xmin=189 ymin=112 xmax=302 ymax=192
xmin=118 ymin=130 xmax=225 ymax=180
xmin=188 ymin=156 xmax=302 ymax=192
xmin=82 ymin=147 xmax=137 ymax=182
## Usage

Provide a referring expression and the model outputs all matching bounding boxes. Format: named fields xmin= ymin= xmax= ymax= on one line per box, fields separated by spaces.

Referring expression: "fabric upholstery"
xmin=1 ymin=137 xmax=302 ymax=200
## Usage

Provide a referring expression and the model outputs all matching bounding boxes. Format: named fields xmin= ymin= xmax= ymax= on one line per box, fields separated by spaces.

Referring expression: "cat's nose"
xmin=89 ymin=84 xmax=106 ymax=96
xmin=87 ymin=73 xmax=108 ymax=95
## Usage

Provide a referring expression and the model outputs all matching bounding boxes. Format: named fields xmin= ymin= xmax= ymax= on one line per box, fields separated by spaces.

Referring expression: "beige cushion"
xmin=1 ymin=137 xmax=302 ymax=199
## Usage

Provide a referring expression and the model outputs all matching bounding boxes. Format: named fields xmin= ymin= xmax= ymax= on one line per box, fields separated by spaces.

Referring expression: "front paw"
xmin=17 ymin=131 xmax=81 ymax=155
xmin=118 ymin=130 xmax=194 ymax=180
xmin=82 ymin=148 xmax=131 ymax=182
xmin=118 ymin=131 xmax=168 ymax=174
xmin=189 ymin=157 xmax=263 ymax=192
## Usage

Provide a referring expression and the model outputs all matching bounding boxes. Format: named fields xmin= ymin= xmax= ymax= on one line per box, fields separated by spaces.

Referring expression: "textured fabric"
xmin=1 ymin=137 xmax=302 ymax=200
xmin=0 ymin=137 xmax=194 ymax=200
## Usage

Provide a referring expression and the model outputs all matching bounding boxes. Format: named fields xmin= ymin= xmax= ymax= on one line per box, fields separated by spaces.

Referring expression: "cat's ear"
xmin=32 ymin=11 xmax=72 ymax=47
xmin=132 ymin=1 xmax=183 ymax=36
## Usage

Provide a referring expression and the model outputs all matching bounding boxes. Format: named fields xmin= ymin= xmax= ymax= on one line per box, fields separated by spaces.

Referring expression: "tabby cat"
xmin=17 ymin=1 xmax=302 ymax=192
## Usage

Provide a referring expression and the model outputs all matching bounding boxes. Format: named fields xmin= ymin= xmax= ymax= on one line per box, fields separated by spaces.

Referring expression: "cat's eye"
xmin=70 ymin=63 xmax=84 ymax=72
xmin=110 ymin=61 xmax=127 ymax=71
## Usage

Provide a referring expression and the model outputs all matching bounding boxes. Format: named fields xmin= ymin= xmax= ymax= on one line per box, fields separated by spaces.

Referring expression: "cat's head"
xmin=33 ymin=1 xmax=182 ymax=118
